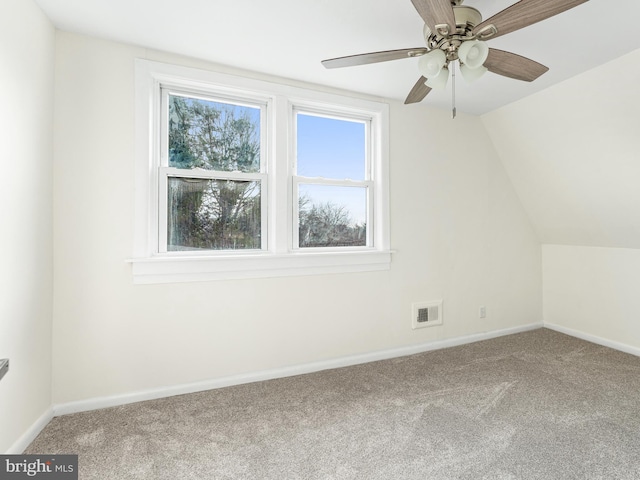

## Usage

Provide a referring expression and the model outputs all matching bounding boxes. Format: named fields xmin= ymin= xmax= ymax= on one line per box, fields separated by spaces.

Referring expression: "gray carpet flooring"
xmin=26 ymin=328 xmax=640 ymax=479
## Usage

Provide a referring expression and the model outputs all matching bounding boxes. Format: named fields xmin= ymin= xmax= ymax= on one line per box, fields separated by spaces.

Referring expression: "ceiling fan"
xmin=321 ymin=0 xmax=589 ymax=112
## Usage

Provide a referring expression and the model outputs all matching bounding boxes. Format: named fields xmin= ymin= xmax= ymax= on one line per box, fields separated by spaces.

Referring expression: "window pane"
xmin=296 ymin=113 xmax=365 ymax=180
xmin=168 ymin=94 xmax=261 ymax=173
xmin=298 ymin=184 xmax=367 ymax=248
xmin=167 ymin=177 xmax=261 ymax=251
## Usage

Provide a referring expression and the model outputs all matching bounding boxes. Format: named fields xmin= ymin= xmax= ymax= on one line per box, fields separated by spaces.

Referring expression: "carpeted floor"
xmin=26 ymin=328 xmax=640 ymax=479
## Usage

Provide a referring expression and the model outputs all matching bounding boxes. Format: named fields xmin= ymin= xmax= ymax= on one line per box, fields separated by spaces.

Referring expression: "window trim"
xmin=130 ymin=59 xmax=391 ymax=284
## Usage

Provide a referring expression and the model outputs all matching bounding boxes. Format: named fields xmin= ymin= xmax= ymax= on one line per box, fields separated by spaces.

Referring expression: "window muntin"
xmin=293 ymin=110 xmax=373 ymax=249
xmin=159 ymin=89 xmax=267 ymax=253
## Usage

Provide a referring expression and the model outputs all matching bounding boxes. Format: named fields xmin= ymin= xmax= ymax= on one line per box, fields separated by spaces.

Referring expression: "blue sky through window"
xmin=296 ymin=113 xmax=368 ymax=225
xmin=296 ymin=114 xmax=365 ymax=181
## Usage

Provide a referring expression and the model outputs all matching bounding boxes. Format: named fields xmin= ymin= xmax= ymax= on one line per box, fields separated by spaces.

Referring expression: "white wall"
xmin=481 ymin=49 xmax=640 ymax=250
xmin=543 ymin=245 xmax=640 ymax=353
xmin=51 ymin=32 xmax=541 ymax=405
xmin=482 ymin=49 xmax=640 ymax=352
xmin=0 ymin=0 xmax=55 ymax=452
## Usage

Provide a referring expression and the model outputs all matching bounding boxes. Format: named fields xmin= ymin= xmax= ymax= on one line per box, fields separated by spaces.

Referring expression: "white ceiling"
xmin=35 ymin=0 xmax=640 ymax=115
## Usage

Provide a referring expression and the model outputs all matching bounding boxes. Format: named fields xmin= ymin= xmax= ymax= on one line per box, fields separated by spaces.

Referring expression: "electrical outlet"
xmin=479 ymin=306 xmax=486 ymax=318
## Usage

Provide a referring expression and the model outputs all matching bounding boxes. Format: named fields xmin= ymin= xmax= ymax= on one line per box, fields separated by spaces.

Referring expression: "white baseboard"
xmin=7 ymin=407 xmax=54 ymax=454
xmin=544 ymin=322 xmax=640 ymax=358
xmin=53 ymin=322 xmax=542 ymax=417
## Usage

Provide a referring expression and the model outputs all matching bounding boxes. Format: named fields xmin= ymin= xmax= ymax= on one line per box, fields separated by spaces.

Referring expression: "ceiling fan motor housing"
xmin=424 ymin=6 xmax=482 ymax=59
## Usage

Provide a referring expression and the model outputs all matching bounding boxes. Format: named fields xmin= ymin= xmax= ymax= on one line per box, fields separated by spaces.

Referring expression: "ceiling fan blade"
xmin=484 ymin=49 xmax=549 ymax=82
xmin=472 ymin=0 xmax=588 ymax=40
xmin=410 ymin=0 xmax=456 ymax=36
xmin=405 ymin=76 xmax=432 ymax=104
xmin=322 ymin=48 xmax=428 ymax=69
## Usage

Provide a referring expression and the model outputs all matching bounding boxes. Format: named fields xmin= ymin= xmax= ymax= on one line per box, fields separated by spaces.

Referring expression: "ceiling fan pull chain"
xmin=451 ymin=61 xmax=457 ymax=119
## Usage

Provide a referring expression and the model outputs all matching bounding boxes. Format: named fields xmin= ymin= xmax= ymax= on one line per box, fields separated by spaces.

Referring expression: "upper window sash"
xmin=292 ymin=107 xmax=373 ymax=181
xmin=160 ymin=87 xmax=269 ymax=173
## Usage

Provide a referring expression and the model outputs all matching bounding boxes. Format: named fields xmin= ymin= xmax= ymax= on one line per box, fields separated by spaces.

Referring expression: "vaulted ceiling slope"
xmin=482 ymin=48 xmax=640 ymax=249
xmin=33 ymin=0 xmax=640 ymax=115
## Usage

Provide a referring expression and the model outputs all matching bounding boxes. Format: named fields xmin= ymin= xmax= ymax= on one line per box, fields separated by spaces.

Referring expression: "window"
xmin=160 ymin=91 xmax=266 ymax=252
xmin=294 ymin=111 xmax=371 ymax=249
xmin=132 ymin=60 xmax=390 ymax=283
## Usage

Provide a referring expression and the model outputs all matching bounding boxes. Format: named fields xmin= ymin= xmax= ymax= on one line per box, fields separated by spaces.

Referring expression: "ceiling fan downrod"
xmin=451 ymin=62 xmax=456 ymax=119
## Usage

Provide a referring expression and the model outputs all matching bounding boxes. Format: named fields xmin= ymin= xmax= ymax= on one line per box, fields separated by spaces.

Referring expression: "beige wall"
xmin=0 ymin=0 xmax=55 ymax=452
xmin=51 ymin=32 xmax=541 ymax=405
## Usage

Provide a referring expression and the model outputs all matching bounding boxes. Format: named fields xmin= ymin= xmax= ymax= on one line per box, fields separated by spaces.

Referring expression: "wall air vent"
xmin=412 ymin=300 xmax=443 ymax=329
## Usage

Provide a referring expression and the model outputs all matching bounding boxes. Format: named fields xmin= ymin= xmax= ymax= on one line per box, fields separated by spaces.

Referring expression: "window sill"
xmin=127 ymin=250 xmax=392 ymax=284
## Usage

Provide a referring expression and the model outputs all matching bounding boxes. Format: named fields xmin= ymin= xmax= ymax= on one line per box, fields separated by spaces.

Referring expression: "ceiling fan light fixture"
xmin=424 ymin=66 xmax=449 ymax=90
xmin=458 ymin=40 xmax=489 ymax=69
xmin=418 ymin=49 xmax=446 ymax=78
xmin=460 ymin=63 xmax=488 ymax=82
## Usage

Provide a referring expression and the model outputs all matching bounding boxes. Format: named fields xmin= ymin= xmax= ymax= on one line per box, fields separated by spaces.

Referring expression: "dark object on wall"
xmin=0 ymin=359 xmax=9 ymax=383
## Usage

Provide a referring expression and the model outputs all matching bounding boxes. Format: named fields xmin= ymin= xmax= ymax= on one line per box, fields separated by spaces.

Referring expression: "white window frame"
xmin=130 ymin=59 xmax=391 ymax=284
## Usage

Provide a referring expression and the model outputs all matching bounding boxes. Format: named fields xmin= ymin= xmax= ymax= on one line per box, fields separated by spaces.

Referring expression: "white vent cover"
xmin=411 ymin=300 xmax=443 ymax=329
